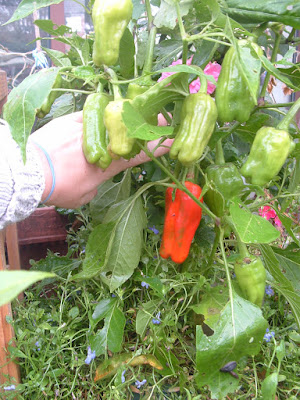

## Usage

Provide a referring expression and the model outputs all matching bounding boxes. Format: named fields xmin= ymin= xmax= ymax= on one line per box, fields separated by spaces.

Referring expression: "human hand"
xmin=30 ymin=112 xmax=173 ymax=209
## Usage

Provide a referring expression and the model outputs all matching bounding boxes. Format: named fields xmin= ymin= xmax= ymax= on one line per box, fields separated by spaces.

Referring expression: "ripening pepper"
xmin=169 ymin=92 xmax=218 ymax=166
xmin=92 ymin=0 xmax=133 ymax=66
xmin=234 ymin=255 xmax=266 ymax=307
xmin=160 ymin=181 xmax=203 ymax=264
xmin=204 ymin=163 xmax=244 ymax=217
xmin=104 ymin=99 xmax=139 ymax=159
xmin=82 ymin=93 xmax=112 ymax=170
xmin=240 ymin=126 xmax=295 ymax=186
xmin=215 ymin=40 xmax=263 ymax=124
xmin=36 ymin=73 xmax=63 ymax=119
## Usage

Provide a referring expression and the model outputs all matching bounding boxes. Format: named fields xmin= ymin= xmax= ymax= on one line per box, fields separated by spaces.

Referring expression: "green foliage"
xmin=2 ymin=0 xmax=300 ymax=399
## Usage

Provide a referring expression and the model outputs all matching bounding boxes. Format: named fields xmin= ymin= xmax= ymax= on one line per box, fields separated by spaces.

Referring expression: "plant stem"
xmin=105 ymin=68 xmax=122 ymax=100
xmin=281 ymin=158 xmax=300 ymax=212
xmin=215 ymin=139 xmax=225 ymax=165
xmin=139 ymin=143 xmax=219 ymax=222
xmin=143 ymin=2 xmax=157 ymax=76
xmin=260 ymin=31 xmax=281 ymax=99
xmin=258 ymin=102 xmax=295 ymax=108
xmin=206 ymin=226 xmax=220 ymax=269
xmin=277 ymin=97 xmax=300 ymax=131
xmin=174 ymin=0 xmax=188 ymax=64
xmin=219 ymin=230 xmax=236 ymax=341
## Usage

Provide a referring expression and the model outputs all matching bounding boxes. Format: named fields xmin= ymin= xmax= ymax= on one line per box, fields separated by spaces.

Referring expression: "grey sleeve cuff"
xmin=0 ymin=120 xmax=45 ymax=230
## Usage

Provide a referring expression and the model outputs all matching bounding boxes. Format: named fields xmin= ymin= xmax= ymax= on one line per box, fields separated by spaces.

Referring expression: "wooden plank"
xmin=0 ymin=230 xmax=21 ymax=388
xmin=6 ymin=225 xmax=21 ymax=271
xmin=16 ymin=207 xmax=68 ymax=245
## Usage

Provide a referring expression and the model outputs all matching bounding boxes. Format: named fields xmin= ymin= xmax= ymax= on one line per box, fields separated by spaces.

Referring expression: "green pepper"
xmin=234 ymin=255 xmax=266 ymax=307
xmin=126 ymin=79 xmax=157 ymax=125
xmin=204 ymin=163 xmax=244 ymax=217
xmin=82 ymin=92 xmax=112 ymax=170
xmin=104 ymin=99 xmax=139 ymax=159
xmin=169 ymin=92 xmax=218 ymax=166
xmin=36 ymin=73 xmax=63 ymax=119
xmin=240 ymin=126 xmax=295 ymax=186
xmin=92 ymin=0 xmax=133 ymax=67
xmin=215 ymin=40 xmax=263 ymax=124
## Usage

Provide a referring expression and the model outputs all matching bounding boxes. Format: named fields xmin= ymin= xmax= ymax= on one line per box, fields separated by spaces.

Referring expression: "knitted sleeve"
xmin=0 ymin=120 xmax=45 ymax=230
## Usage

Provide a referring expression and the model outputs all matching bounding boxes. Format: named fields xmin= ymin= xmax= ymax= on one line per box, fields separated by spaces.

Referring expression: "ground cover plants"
xmin=1 ymin=0 xmax=300 ymax=399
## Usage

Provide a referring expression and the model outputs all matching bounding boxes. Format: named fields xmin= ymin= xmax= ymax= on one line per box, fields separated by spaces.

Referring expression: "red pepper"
xmin=160 ymin=181 xmax=203 ymax=264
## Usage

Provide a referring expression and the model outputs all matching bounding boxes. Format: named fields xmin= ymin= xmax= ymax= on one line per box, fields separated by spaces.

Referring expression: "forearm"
xmin=0 ymin=120 xmax=45 ymax=230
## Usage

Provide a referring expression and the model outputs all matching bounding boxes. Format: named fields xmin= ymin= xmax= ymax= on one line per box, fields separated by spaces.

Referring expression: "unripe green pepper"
xmin=240 ymin=126 xmax=295 ymax=186
xmin=36 ymin=73 xmax=63 ymax=119
xmin=215 ymin=40 xmax=263 ymax=124
xmin=104 ymin=99 xmax=137 ymax=159
xmin=234 ymin=255 xmax=266 ymax=307
xmin=169 ymin=92 xmax=218 ymax=166
xmin=92 ymin=0 xmax=133 ymax=66
xmin=82 ymin=93 xmax=112 ymax=170
xmin=126 ymin=79 xmax=157 ymax=125
xmin=204 ymin=163 xmax=244 ymax=217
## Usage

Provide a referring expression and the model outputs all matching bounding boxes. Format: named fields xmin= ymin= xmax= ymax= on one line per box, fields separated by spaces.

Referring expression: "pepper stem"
xmin=215 ymin=139 xmax=225 ymax=165
xmin=199 ymin=72 xmax=208 ymax=94
xmin=277 ymin=97 xmax=300 ymax=131
xmin=143 ymin=23 xmax=157 ymax=76
xmin=105 ymin=67 xmax=122 ymax=100
xmin=225 ymin=216 xmax=249 ymax=259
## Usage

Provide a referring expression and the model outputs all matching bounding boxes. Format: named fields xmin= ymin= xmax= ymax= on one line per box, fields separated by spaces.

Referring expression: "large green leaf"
xmin=3 ymin=68 xmax=59 ymax=162
xmin=4 ymin=0 xmax=65 ymax=24
xmin=222 ymin=0 xmax=300 ymax=29
xmin=260 ymin=244 xmax=300 ymax=328
xmin=0 ymin=271 xmax=55 ymax=306
xmin=153 ymin=0 xmax=193 ymax=29
xmin=196 ymin=292 xmax=268 ymax=400
xmin=119 ymin=28 xmax=135 ymax=79
xmin=90 ymin=299 xmax=126 ymax=356
xmin=100 ymin=196 xmax=147 ymax=292
xmin=122 ymin=101 xmax=174 ymax=140
xmin=229 ymin=202 xmax=280 ymax=244
xmin=136 ymin=300 xmax=159 ymax=337
xmin=90 ymin=170 xmax=131 ymax=225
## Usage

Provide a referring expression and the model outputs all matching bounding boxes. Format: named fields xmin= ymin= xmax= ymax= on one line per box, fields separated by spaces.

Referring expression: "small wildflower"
xmin=152 ymin=311 xmax=161 ymax=325
xmin=141 ymin=281 xmax=149 ymax=289
xmin=35 ymin=341 xmax=41 ymax=351
xmin=265 ymin=285 xmax=274 ymax=296
xmin=4 ymin=385 xmax=16 ymax=391
xmin=85 ymin=346 xmax=96 ymax=365
xmin=111 ymin=294 xmax=116 ymax=298
xmin=263 ymin=328 xmax=275 ymax=342
xmin=121 ymin=370 xmax=126 ymax=383
xmin=135 ymin=379 xmax=147 ymax=389
xmin=149 ymin=225 xmax=159 ymax=235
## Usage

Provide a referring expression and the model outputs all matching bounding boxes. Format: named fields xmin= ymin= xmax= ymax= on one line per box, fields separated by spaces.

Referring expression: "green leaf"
xmin=222 ymin=0 xmax=300 ymax=29
xmin=229 ymin=202 xmax=280 ymax=244
xmin=90 ymin=300 xmax=126 ymax=356
xmin=271 ymin=245 xmax=300 ymax=294
xmin=92 ymin=298 xmax=117 ymax=326
xmin=90 ymin=170 xmax=131 ymax=225
xmin=154 ymin=0 xmax=193 ymax=29
xmin=0 ymin=271 xmax=56 ymax=306
xmin=261 ymin=372 xmax=278 ymax=400
xmin=43 ymin=48 xmax=71 ymax=67
xmin=3 ymin=68 xmax=59 ymax=162
xmin=156 ymin=64 xmax=217 ymax=85
xmin=34 ymin=19 xmax=71 ymax=36
xmin=73 ymin=66 xmax=95 ymax=80
xmin=259 ymin=55 xmax=300 ymax=91
xmin=140 ymin=277 xmax=164 ymax=298
xmin=119 ymin=28 xmax=135 ymax=79
xmin=122 ymin=102 xmax=174 ymax=140
xmin=260 ymin=244 xmax=300 ymax=329
xmin=100 ymin=196 xmax=147 ymax=292
xmin=196 ymin=292 xmax=268 ymax=399
xmin=73 ymin=222 xmax=116 ymax=280
xmin=136 ymin=300 xmax=159 ymax=337
xmin=132 ymin=0 xmax=146 ymax=20
xmin=3 ymin=0 xmax=64 ymax=24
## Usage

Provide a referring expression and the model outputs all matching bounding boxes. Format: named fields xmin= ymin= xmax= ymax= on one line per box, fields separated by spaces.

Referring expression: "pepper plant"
xmin=1 ymin=0 xmax=300 ymax=399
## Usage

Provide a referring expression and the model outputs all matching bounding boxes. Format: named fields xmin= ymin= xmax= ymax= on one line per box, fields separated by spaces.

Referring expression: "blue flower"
xmin=135 ymin=379 xmax=147 ymax=389
xmin=263 ymin=328 xmax=275 ymax=342
xmin=85 ymin=346 xmax=96 ymax=364
xmin=4 ymin=385 xmax=16 ymax=391
xmin=121 ymin=370 xmax=126 ymax=383
xmin=265 ymin=285 xmax=274 ymax=296
xmin=141 ymin=281 xmax=149 ymax=289
xmin=152 ymin=311 xmax=161 ymax=325
xmin=149 ymin=226 xmax=159 ymax=235
xmin=35 ymin=341 xmax=41 ymax=351
xmin=32 ymin=49 xmax=49 ymax=69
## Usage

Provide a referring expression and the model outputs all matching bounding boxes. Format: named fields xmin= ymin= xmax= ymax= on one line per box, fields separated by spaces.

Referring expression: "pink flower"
xmin=259 ymin=206 xmax=282 ymax=227
xmin=158 ymin=57 xmax=221 ymax=94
